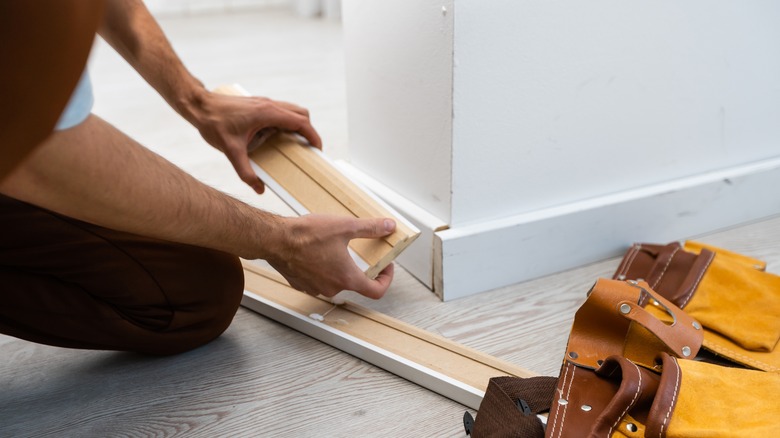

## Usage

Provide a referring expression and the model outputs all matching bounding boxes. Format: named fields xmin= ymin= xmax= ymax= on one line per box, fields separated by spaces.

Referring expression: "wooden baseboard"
xmin=213 ymin=84 xmax=420 ymax=278
xmin=240 ymin=261 xmax=536 ymax=409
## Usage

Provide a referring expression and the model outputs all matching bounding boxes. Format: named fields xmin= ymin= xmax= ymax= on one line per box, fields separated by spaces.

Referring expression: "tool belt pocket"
xmin=613 ymin=241 xmax=780 ymax=357
xmin=565 ymin=278 xmax=703 ymax=371
xmin=545 ymin=353 xmax=780 ymax=438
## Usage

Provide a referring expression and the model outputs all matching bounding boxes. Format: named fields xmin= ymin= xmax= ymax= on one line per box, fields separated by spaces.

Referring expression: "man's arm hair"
xmin=0 ymin=116 xmax=395 ymax=298
xmin=97 ymin=0 xmax=207 ymax=121
xmin=96 ymin=0 xmax=322 ymax=194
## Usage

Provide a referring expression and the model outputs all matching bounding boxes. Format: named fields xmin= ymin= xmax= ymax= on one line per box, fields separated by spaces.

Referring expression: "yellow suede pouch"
xmin=546 ymin=353 xmax=780 ymax=437
xmin=682 ymin=241 xmax=780 ymax=353
xmin=663 ymin=356 xmax=780 ymax=437
xmin=614 ymin=241 xmax=780 ymax=371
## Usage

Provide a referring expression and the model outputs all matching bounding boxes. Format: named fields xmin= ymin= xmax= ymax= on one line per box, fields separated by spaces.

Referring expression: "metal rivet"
xmin=692 ymin=321 xmax=701 ymax=330
xmin=626 ymin=423 xmax=638 ymax=432
xmin=619 ymin=303 xmax=631 ymax=314
xmin=617 ymin=274 xmax=626 ymax=280
xmin=568 ymin=351 xmax=579 ymax=359
xmin=627 ymin=280 xmax=638 ymax=285
xmin=652 ymin=300 xmax=661 ymax=306
xmin=581 ymin=404 xmax=592 ymax=412
xmin=557 ymin=399 xmax=568 ymax=406
xmin=682 ymin=346 xmax=692 ymax=357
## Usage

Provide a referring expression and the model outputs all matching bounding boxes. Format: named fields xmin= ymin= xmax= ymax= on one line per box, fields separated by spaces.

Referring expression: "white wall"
xmin=144 ymin=0 xmax=290 ymax=17
xmin=344 ymin=1 xmax=780 ymax=298
xmin=450 ymin=0 xmax=780 ymax=226
xmin=343 ymin=1 xmax=454 ymax=222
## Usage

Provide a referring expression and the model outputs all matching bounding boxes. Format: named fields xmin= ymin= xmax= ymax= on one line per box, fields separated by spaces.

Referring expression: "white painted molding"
xmin=337 ymin=156 xmax=780 ymax=300
xmin=435 ymin=158 xmax=780 ymax=300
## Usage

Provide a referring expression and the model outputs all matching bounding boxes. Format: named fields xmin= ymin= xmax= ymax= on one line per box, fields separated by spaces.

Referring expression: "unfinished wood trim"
xmin=213 ymin=84 xmax=421 ymax=278
xmin=241 ymin=261 xmax=536 ymax=409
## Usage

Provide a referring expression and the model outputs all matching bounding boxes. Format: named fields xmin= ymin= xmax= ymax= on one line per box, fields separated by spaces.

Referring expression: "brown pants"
xmin=0 ymin=194 xmax=244 ymax=355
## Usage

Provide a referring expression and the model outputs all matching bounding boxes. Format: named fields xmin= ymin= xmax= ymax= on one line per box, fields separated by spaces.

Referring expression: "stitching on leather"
xmin=558 ymin=365 xmax=575 ymax=438
xmin=618 ymin=244 xmax=641 ymax=278
xmin=549 ymin=362 xmax=574 ymax=438
xmin=703 ymin=341 xmax=779 ymax=372
xmin=651 ymin=246 xmax=680 ymax=288
xmin=608 ymin=361 xmax=643 ymax=437
xmin=678 ymin=251 xmax=714 ymax=308
xmin=547 ymin=362 xmax=569 ymax=438
xmin=660 ymin=358 xmax=681 ymax=437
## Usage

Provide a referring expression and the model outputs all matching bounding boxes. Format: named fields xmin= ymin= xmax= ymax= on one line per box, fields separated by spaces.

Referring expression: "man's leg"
xmin=0 ymin=193 xmax=244 ymax=355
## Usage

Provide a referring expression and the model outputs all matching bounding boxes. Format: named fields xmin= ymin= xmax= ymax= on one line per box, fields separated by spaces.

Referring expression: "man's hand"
xmin=97 ymin=0 xmax=322 ymax=194
xmin=268 ymin=215 xmax=396 ymax=299
xmin=186 ymin=92 xmax=323 ymax=194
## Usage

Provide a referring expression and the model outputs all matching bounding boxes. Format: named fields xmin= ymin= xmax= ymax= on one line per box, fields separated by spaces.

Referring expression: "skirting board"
xmin=240 ymin=261 xmax=536 ymax=410
xmin=213 ymin=84 xmax=420 ymax=279
xmin=341 ymin=156 xmax=780 ymax=301
xmin=436 ymin=157 xmax=780 ymax=300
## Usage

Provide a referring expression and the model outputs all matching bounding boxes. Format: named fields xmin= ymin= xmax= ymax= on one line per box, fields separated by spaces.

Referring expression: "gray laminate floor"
xmin=2 ymin=7 xmax=779 ymax=437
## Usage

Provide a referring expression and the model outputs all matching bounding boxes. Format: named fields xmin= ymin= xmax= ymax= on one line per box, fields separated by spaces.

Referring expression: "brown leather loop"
xmin=644 ymin=353 xmax=682 ymax=438
xmin=619 ymin=283 xmax=703 ymax=361
xmin=589 ymin=356 xmax=661 ymax=438
xmin=612 ymin=242 xmax=714 ymax=308
xmin=566 ymin=279 xmax=703 ymax=370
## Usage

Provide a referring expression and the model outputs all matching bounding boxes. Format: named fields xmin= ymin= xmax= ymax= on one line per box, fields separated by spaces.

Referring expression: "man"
xmin=0 ymin=0 xmax=394 ymax=355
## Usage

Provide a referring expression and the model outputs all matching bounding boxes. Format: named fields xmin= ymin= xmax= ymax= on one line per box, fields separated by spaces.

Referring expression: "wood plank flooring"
xmin=2 ymin=7 xmax=780 ymax=437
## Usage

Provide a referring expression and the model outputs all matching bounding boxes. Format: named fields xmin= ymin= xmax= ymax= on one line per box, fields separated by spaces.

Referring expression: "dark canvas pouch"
xmin=468 ymin=376 xmax=558 ymax=438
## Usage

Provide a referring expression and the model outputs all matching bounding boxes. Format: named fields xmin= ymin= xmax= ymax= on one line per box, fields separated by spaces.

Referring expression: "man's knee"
xmin=143 ymin=249 xmax=245 ymax=355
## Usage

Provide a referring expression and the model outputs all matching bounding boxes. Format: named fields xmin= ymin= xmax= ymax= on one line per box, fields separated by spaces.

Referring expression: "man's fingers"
xmin=350 ymin=218 xmax=396 ymax=239
xmin=227 ymin=149 xmax=265 ymax=194
xmin=353 ymin=263 xmax=394 ymax=300
xmin=268 ymin=111 xmax=323 ymax=150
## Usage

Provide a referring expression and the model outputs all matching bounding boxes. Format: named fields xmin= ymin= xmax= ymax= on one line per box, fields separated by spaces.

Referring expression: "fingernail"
xmin=384 ymin=219 xmax=396 ymax=232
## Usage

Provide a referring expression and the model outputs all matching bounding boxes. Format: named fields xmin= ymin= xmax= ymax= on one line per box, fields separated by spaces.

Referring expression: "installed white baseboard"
xmin=342 ymin=157 xmax=780 ymax=301
xmin=436 ymin=157 xmax=780 ymax=300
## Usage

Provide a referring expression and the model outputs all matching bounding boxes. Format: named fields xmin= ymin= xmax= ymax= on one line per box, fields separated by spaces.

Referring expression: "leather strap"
xmin=645 ymin=353 xmax=683 ymax=438
xmin=621 ymin=281 xmax=703 ymax=364
xmin=612 ymin=242 xmax=714 ymax=309
xmin=566 ymin=279 xmax=703 ymax=370
xmin=546 ymin=362 xmax=618 ymax=438
xmin=589 ymin=356 xmax=661 ymax=438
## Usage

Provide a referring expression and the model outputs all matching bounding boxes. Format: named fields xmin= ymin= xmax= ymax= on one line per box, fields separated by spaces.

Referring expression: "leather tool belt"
xmin=466 ymin=242 xmax=780 ymax=437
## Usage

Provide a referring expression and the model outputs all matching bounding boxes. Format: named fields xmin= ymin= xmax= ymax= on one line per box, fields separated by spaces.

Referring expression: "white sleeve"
xmin=54 ymin=70 xmax=94 ymax=131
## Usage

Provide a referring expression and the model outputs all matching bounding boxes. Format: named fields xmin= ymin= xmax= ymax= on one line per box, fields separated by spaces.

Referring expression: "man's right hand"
xmin=267 ymin=215 xmax=396 ymax=299
xmin=186 ymin=91 xmax=323 ymax=195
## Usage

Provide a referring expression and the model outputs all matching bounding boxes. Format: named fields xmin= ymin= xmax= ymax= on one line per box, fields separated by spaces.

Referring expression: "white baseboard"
xmin=340 ymin=157 xmax=780 ymax=301
xmin=436 ymin=157 xmax=780 ymax=300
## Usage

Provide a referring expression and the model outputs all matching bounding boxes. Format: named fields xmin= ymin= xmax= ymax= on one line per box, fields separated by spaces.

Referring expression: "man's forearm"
xmin=98 ymin=0 xmax=206 ymax=123
xmin=0 ymin=115 xmax=285 ymax=260
xmin=1 ymin=115 xmax=395 ymax=298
